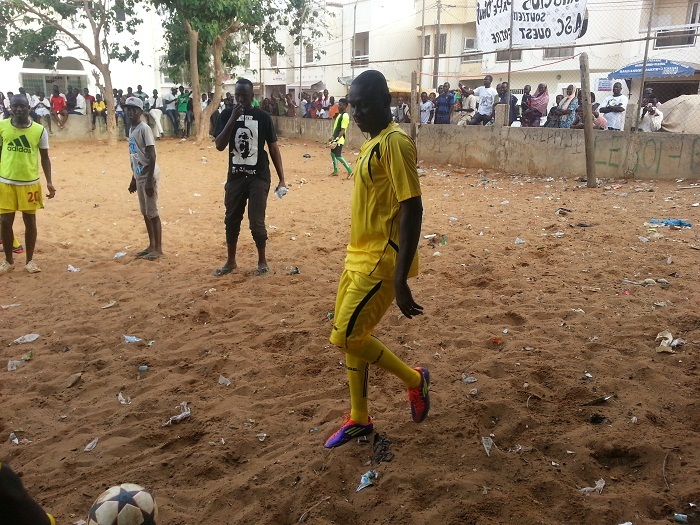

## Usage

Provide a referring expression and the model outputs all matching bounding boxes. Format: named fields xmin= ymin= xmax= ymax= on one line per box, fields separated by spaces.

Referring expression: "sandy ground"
xmin=1 ymin=135 xmax=700 ymax=525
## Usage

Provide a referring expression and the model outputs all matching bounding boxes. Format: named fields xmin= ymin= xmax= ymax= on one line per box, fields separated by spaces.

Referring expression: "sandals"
xmin=135 ymin=248 xmax=151 ymax=257
xmin=142 ymin=253 xmax=161 ymax=261
xmin=213 ymin=266 xmax=234 ymax=277
xmin=253 ymin=266 xmax=270 ymax=276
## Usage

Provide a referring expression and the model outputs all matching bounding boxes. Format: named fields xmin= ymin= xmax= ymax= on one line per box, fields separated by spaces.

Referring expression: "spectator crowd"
xmin=0 ymin=79 xmax=664 ymax=135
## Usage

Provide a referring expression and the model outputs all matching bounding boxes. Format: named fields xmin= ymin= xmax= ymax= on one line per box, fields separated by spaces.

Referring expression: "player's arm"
xmin=39 ymin=129 xmax=55 ymax=198
xmin=268 ymin=141 xmax=286 ymax=191
xmin=144 ymin=144 xmax=156 ymax=196
xmin=214 ymin=106 xmax=242 ymax=151
xmin=0 ymin=463 xmax=53 ymax=525
xmin=395 ymin=196 xmax=423 ymax=318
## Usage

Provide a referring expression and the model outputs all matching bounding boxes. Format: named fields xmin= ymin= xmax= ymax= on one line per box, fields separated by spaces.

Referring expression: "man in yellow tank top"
xmin=324 ymin=70 xmax=430 ymax=448
xmin=0 ymin=94 xmax=56 ymax=274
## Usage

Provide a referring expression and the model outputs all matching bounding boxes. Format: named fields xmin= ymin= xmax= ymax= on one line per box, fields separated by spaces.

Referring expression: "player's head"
xmin=338 ymin=97 xmax=348 ymax=112
xmin=10 ymin=94 xmax=30 ymax=120
xmin=124 ymin=96 xmax=144 ymax=121
xmin=348 ymin=70 xmax=392 ymax=136
xmin=235 ymin=78 xmax=254 ymax=110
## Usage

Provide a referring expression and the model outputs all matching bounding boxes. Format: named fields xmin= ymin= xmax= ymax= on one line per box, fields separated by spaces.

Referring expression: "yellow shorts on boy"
xmin=0 ymin=181 xmax=43 ymax=214
xmin=330 ymin=270 xmax=396 ymax=349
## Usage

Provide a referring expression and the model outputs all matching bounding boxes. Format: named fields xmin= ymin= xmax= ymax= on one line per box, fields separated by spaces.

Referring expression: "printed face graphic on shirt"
xmin=231 ymin=116 xmax=258 ymax=166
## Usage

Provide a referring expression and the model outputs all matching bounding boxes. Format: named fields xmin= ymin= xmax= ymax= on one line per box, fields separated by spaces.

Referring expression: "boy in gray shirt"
xmin=124 ymin=96 xmax=163 ymax=260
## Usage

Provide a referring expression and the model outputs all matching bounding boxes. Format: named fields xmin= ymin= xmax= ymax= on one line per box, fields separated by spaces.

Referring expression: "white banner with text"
xmin=476 ymin=0 xmax=588 ymax=53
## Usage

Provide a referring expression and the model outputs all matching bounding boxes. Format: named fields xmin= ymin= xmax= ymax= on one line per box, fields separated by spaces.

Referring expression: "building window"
xmin=305 ymin=44 xmax=313 ymax=63
xmin=352 ymin=31 xmax=369 ymax=67
xmin=461 ymin=38 xmax=482 ymax=63
xmin=496 ymin=49 xmax=522 ymax=61
xmin=424 ymin=35 xmax=430 ymax=56
xmin=439 ymin=33 xmax=447 ymax=54
xmin=543 ymin=46 xmax=574 ymax=59
xmin=270 ymin=53 xmax=278 ymax=67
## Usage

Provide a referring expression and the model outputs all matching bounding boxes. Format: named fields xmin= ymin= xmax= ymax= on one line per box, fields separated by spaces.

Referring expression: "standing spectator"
xmin=147 ymin=89 xmax=164 ymax=139
xmin=555 ymin=85 xmax=578 ymax=129
xmin=72 ymin=87 xmax=86 ymax=115
xmin=200 ymin=93 xmax=209 ymax=112
xmin=419 ymin=92 xmax=434 ymax=124
xmin=521 ymin=84 xmax=533 ymax=117
xmin=442 ymin=82 xmax=455 ymax=122
xmin=327 ymin=96 xmax=338 ymax=120
xmin=434 ymin=86 xmax=451 ymax=124
xmin=394 ymin=97 xmax=410 ymax=123
xmin=176 ymin=86 xmax=189 ymax=138
xmin=300 ymin=92 xmax=311 ymax=118
xmin=321 ymin=89 xmax=330 ymax=113
xmin=469 ymin=75 xmax=498 ymax=125
xmin=65 ymin=86 xmax=77 ymax=113
xmin=92 ymin=93 xmax=107 ymax=130
xmin=322 ymin=70 xmax=429 ymax=449
xmin=0 ymin=94 xmax=56 ymax=274
xmin=50 ymin=86 xmax=68 ymax=129
xmin=83 ymin=88 xmax=95 ymax=115
xmin=285 ymin=92 xmax=297 ymax=117
xmin=186 ymin=91 xmax=195 ymax=137
xmin=522 ymin=83 xmax=548 ymax=127
xmin=599 ymin=82 xmax=628 ymax=131
xmin=162 ymin=87 xmax=178 ymax=136
xmin=457 ymin=85 xmax=476 ymax=126
xmin=124 ymin=97 xmax=162 ymax=260
xmin=133 ymin=85 xmax=148 ymax=104
xmin=32 ymin=92 xmax=52 ymax=133
xmin=328 ymin=97 xmax=353 ymax=178
xmin=261 ymin=98 xmax=273 ymax=114
xmin=212 ymin=78 xmax=287 ymax=277
xmin=544 ymin=95 xmax=564 ymax=127
xmin=497 ymin=82 xmax=519 ymax=125
xmin=0 ymin=92 xmax=7 ymax=119
xmin=639 ymin=96 xmax=663 ymax=132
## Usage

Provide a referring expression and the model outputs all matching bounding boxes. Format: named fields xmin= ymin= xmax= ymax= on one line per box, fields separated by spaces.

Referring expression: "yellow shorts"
xmin=329 ymin=270 xmax=395 ymax=349
xmin=0 ymin=182 xmax=43 ymax=214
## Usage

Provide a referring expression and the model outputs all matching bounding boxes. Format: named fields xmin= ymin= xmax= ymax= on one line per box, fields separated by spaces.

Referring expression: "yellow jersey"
xmin=345 ymin=122 xmax=421 ymax=280
xmin=0 ymin=119 xmax=46 ymax=185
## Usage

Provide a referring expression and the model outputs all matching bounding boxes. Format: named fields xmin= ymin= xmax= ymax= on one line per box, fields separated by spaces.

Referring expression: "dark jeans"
xmin=165 ymin=109 xmax=179 ymax=133
xmin=470 ymin=113 xmax=492 ymax=125
xmin=224 ymin=176 xmax=270 ymax=247
xmin=92 ymin=111 xmax=107 ymax=127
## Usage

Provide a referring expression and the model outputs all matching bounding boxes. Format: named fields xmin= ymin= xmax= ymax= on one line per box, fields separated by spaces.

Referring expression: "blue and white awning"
xmin=608 ymin=59 xmax=699 ymax=79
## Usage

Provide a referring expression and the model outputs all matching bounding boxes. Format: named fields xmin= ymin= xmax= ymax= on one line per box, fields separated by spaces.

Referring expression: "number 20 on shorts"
xmin=27 ymin=190 xmax=40 ymax=203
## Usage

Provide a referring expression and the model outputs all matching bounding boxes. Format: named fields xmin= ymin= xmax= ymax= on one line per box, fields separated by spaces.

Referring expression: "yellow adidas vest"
xmin=0 ymin=119 xmax=45 ymax=184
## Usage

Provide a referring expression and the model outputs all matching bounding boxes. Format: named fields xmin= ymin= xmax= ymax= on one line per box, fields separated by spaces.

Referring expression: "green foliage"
xmin=0 ymin=0 xmax=143 ymax=67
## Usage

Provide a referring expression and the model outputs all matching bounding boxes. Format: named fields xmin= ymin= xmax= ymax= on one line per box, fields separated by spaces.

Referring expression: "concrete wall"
xmin=271 ymin=116 xmax=700 ymax=180
xmin=40 ymin=113 xmax=175 ymax=141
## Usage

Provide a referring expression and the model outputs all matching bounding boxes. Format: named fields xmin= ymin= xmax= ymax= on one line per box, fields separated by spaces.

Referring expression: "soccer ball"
xmin=87 ymin=483 xmax=158 ymax=525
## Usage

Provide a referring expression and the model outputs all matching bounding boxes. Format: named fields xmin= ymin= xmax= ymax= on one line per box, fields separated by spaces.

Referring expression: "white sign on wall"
xmin=476 ymin=0 xmax=588 ymax=53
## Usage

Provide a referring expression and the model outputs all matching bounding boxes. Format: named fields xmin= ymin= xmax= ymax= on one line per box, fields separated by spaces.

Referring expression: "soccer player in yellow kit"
xmin=324 ymin=70 xmax=430 ymax=448
xmin=0 ymin=94 xmax=55 ymax=274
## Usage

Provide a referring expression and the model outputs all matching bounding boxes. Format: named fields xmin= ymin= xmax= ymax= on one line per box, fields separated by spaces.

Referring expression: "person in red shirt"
xmin=83 ymin=87 xmax=95 ymax=115
xmin=49 ymin=85 xmax=67 ymax=129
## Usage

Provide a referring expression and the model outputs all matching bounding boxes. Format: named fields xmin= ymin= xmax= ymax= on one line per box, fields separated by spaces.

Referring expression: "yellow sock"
xmin=346 ymin=354 xmax=370 ymax=424
xmin=347 ymin=336 xmax=421 ymax=389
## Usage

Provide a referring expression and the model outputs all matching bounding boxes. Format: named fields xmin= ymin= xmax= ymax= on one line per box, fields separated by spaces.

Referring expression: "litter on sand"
xmin=13 ymin=334 xmax=39 ymax=344
xmin=84 ymin=437 xmax=99 ymax=452
xmin=482 ymin=436 xmax=495 ymax=456
xmin=218 ymin=375 xmax=232 ymax=386
xmin=117 ymin=392 xmax=131 ymax=405
xmin=162 ymin=402 xmax=191 ymax=427
xmin=578 ymin=478 xmax=605 ymax=495
xmin=124 ymin=335 xmax=142 ymax=343
xmin=356 ymin=470 xmax=378 ymax=492
xmin=67 ymin=264 xmax=81 ymax=272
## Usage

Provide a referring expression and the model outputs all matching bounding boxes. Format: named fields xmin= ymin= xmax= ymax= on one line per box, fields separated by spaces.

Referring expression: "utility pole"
xmin=351 ymin=0 xmax=359 ymax=81
xmin=419 ymin=0 xmax=426 ymax=91
xmin=433 ymin=0 xmax=441 ymax=89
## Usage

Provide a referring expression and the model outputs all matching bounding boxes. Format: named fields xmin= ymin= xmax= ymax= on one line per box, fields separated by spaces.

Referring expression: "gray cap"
xmin=124 ymin=96 xmax=143 ymax=110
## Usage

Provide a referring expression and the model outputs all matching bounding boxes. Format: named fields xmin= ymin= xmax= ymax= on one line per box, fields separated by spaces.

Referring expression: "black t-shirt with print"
xmin=215 ymin=107 xmax=277 ymax=182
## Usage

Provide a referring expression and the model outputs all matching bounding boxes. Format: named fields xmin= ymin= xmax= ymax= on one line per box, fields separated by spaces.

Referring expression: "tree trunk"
xmin=184 ymin=19 xmax=203 ymax=142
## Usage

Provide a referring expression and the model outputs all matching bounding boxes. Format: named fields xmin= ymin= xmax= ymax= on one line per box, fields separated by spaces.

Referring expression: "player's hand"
xmin=275 ymin=180 xmax=287 ymax=192
xmin=145 ymin=183 xmax=154 ymax=197
xmin=46 ymin=183 xmax=56 ymax=199
xmin=232 ymin=104 xmax=244 ymax=121
xmin=394 ymin=280 xmax=423 ymax=319
xmin=128 ymin=179 xmax=137 ymax=194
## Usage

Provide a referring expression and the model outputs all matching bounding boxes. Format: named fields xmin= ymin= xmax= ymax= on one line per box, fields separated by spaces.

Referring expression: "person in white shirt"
xmin=458 ymin=85 xmax=477 ymax=126
xmin=162 ymin=87 xmax=179 ymax=135
xmin=599 ymin=82 xmax=628 ymax=130
xmin=469 ymin=75 xmax=499 ymax=125
xmin=638 ymin=95 xmax=663 ymax=132
xmin=73 ymin=88 xmax=86 ymax=115
xmin=147 ymin=89 xmax=164 ymax=138
xmin=419 ymin=92 xmax=434 ymax=124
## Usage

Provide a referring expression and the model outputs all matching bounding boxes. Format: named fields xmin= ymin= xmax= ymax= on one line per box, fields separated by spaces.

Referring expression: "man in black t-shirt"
xmin=213 ymin=78 xmax=287 ymax=276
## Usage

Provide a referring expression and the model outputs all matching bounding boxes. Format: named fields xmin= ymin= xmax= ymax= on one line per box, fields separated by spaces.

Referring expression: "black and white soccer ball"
xmin=87 ymin=483 xmax=158 ymax=525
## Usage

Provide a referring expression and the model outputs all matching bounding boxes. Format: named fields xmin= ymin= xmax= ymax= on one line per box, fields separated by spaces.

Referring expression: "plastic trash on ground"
xmin=356 ymin=470 xmax=378 ymax=492
xmin=7 ymin=360 xmax=25 ymax=372
xmin=124 ymin=335 xmax=142 ymax=343
xmin=113 ymin=252 xmax=127 ymax=259
xmin=162 ymin=402 xmax=191 ymax=427
xmin=14 ymin=333 xmax=39 ymax=344
xmin=579 ymin=478 xmax=605 ymax=495
xmin=117 ymin=392 xmax=131 ymax=405
xmin=67 ymin=264 xmax=81 ymax=272
xmin=482 ymin=436 xmax=494 ymax=456
xmin=656 ymin=331 xmax=674 ymax=352
xmin=84 ymin=437 xmax=99 ymax=452
xmin=218 ymin=375 xmax=231 ymax=386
